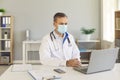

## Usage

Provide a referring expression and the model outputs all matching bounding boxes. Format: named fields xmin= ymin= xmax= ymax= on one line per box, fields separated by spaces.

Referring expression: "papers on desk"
xmin=28 ymin=70 xmax=61 ymax=80
xmin=12 ymin=64 xmax=32 ymax=72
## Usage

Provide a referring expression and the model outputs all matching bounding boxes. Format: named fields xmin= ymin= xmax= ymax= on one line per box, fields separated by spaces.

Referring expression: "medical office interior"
xmin=0 ymin=0 xmax=120 ymax=80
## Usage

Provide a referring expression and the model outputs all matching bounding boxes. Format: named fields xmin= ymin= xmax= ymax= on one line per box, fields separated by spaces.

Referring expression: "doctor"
xmin=39 ymin=12 xmax=81 ymax=67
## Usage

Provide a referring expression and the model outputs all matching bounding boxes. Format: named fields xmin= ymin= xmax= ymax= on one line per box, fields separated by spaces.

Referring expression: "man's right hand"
xmin=66 ymin=58 xmax=81 ymax=67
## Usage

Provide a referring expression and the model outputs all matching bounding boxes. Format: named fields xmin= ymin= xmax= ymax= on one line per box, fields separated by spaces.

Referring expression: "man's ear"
xmin=53 ymin=22 xmax=57 ymax=29
xmin=53 ymin=22 xmax=55 ymax=26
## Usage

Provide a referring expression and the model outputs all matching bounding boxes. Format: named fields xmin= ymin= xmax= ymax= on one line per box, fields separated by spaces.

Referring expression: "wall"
xmin=0 ymin=0 xmax=101 ymax=61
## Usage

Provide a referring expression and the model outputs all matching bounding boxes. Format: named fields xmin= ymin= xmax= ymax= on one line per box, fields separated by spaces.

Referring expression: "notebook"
xmin=12 ymin=64 xmax=32 ymax=72
xmin=28 ymin=70 xmax=61 ymax=80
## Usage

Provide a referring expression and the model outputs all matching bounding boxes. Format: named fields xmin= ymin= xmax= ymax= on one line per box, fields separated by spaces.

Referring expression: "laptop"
xmin=73 ymin=48 xmax=119 ymax=74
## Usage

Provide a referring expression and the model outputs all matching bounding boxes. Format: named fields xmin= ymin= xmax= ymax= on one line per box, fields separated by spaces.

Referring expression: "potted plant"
xmin=0 ymin=8 xmax=5 ymax=16
xmin=80 ymin=27 xmax=95 ymax=40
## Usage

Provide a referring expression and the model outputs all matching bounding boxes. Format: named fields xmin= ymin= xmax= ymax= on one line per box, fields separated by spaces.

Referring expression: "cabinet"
xmin=76 ymin=39 xmax=100 ymax=64
xmin=22 ymin=40 xmax=41 ymax=64
xmin=115 ymin=11 xmax=120 ymax=63
xmin=0 ymin=16 xmax=14 ymax=64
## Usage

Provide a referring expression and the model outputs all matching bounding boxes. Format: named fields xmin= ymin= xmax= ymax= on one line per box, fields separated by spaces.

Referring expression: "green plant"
xmin=81 ymin=28 xmax=95 ymax=35
xmin=0 ymin=8 xmax=5 ymax=13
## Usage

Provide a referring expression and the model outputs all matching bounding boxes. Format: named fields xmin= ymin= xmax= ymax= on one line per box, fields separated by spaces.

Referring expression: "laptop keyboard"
xmin=80 ymin=68 xmax=87 ymax=72
xmin=76 ymin=66 xmax=88 ymax=69
xmin=74 ymin=66 xmax=88 ymax=72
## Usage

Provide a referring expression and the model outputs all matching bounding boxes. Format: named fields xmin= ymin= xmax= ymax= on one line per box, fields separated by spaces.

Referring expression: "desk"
xmin=22 ymin=40 xmax=41 ymax=64
xmin=0 ymin=64 xmax=120 ymax=80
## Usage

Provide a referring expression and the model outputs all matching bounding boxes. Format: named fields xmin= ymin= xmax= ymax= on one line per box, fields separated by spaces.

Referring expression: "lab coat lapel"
xmin=62 ymin=39 xmax=71 ymax=60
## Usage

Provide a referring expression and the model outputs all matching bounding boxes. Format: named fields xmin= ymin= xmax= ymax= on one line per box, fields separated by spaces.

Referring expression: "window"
xmin=101 ymin=0 xmax=116 ymax=42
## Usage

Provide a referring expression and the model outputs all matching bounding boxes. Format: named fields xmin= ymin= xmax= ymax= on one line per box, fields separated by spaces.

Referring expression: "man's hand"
xmin=66 ymin=58 xmax=81 ymax=67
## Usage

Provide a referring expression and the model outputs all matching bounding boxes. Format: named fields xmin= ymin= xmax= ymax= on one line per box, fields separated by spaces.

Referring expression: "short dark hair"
xmin=53 ymin=12 xmax=67 ymax=21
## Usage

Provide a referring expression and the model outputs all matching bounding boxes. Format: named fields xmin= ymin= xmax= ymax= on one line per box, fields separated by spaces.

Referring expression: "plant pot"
xmin=80 ymin=34 xmax=91 ymax=41
xmin=0 ymin=12 xmax=3 ymax=16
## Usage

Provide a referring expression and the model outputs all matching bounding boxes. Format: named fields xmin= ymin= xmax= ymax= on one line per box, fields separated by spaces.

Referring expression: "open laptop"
xmin=73 ymin=48 xmax=119 ymax=74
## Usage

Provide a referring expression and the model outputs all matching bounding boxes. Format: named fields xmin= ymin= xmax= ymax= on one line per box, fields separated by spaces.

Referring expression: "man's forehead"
xmin=55 ymin=17 xmax=68 ymax=22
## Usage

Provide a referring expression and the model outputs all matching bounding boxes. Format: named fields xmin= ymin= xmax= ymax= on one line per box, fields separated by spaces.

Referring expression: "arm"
xmin=66 ymin=35 xmax=81 ymax=67
xmin=71 ymin=36 xmax=81 ymax=61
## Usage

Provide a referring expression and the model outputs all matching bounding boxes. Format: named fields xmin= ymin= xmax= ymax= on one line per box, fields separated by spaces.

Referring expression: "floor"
xmin=0 ymin=65 xmax=10 ymax=76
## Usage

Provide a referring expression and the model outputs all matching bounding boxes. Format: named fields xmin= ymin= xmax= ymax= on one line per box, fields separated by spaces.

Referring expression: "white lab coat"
xmin=39 ymin=31 xmax=80 ymax=66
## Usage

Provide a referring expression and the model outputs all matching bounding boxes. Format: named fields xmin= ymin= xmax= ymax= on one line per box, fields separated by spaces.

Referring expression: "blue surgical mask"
xmin=57 ymin=25 xmax=67 ymax=34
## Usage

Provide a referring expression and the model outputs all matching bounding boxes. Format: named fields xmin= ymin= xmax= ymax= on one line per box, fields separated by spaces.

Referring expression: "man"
xmin=39 ymin=12 xmax=81 ymax=67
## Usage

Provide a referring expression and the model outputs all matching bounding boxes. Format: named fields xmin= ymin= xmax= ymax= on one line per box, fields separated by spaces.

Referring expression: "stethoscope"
xmin=50 ymin=31 xmax=72 ymax=51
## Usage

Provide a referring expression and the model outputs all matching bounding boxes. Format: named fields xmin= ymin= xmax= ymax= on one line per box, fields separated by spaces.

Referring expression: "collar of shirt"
xmin=53 ymin=31 xmax=65 ymax=40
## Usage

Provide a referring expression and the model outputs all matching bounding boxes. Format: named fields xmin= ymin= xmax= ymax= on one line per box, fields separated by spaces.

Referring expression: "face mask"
xmin=57 ymin=25 xmax=67 ymax=34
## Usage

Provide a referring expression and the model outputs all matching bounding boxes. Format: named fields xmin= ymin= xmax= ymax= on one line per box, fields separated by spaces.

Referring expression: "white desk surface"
xmin=0 ymin=64 xmax=120 ymax=80
xmin=23 ymin=40 xmax=41 ymax=43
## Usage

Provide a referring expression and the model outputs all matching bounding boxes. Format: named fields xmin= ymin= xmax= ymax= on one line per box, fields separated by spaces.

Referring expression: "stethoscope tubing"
xmin=50 ymin=31 xmax=71 ymax=51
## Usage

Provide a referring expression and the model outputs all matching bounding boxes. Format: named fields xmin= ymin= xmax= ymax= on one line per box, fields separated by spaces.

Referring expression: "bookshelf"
xmin=0 ymin=15 xmax=14 ymax=64
xmin=115 ymin=11 xmax=120 ymax=63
